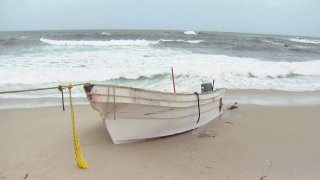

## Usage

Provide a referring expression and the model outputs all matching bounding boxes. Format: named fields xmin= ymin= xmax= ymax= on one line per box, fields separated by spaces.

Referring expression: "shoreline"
xmin=224 ymin=89 xmax=320 ymax=106
xmin=1 ymin=89 xmax=320 ymax=109
xmin=1 ymin=104 xmax=319 ymax=179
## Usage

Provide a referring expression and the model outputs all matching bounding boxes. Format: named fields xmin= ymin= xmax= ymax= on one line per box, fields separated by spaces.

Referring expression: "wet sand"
xmin=1 ymin=102 xmax=320 ymax=179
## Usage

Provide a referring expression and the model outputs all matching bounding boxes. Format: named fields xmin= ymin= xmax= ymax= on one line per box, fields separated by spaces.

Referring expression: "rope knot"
xmin=65 ymin=84 xmax=73 ymax=89
xmin=58 ymin=85 xmax=63 ymax=92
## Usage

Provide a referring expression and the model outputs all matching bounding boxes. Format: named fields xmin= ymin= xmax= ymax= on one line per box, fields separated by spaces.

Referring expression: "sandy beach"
xmin=1 ymin=95 xmax=320 ymax=180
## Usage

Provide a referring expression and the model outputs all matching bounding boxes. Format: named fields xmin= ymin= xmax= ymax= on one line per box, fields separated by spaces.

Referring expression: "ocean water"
xmin=0 ymin=30 xmax=320 ymax=108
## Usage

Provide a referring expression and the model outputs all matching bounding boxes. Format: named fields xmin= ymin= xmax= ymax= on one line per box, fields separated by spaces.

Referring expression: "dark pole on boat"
xmin=213 ymin=79 xmax=215 ymax=90
xmin=171 ymin=67 xmax=176 ymax=93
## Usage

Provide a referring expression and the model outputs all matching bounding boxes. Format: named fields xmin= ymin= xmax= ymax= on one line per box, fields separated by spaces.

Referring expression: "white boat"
xmin=83 ymin=83 xmax=225 ymax=144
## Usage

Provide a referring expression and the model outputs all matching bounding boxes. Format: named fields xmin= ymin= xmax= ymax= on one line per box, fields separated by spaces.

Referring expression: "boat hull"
xmin=84 ymin=84 xmax=225 ymax=144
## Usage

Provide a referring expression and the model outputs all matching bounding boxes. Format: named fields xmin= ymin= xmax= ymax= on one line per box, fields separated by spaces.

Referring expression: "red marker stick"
xmin=171 ymin=67 xmax=176 ymax=93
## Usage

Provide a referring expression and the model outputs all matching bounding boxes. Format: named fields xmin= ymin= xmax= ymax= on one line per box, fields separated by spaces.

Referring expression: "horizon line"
xmin=0 ymin=28 xmax=317 ymax=38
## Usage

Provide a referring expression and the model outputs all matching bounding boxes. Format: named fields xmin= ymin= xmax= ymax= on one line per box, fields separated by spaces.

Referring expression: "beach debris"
xmin=225 ymin=121 xmax=234 ymax=125
xmin=259 ymin=176 xmax=266 ymax=180
xmin=24 ymin=173 xmax=28 ymax=179
xmin=227 ymin=105 xmax=238 ymax=110
xmin=199 ymin=130 xmax=217 ymax=138
xmin=227 ymin=102 xmax=238 ymax=110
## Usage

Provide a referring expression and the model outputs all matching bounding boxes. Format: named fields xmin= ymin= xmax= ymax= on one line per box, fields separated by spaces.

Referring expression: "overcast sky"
xmin=1 ymin=0 xmax=319 ymax=37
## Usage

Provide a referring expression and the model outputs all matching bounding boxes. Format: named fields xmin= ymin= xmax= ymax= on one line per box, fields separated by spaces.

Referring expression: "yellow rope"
xmin=0 ymin=83 xmax=89 ymax=169
xmin=65 ymin=84 xmax=88 ymax=169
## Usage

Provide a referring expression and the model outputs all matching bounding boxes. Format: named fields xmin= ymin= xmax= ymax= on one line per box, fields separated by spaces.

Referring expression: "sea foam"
xmin=289 ymin=38 xmax=320 ymax=44
xmin=159 ymin=39 xmax=203 ymax=44
xmin=1 ymin=47 xmax=320 ymax=94
xmin=40 ymin=38 xmax=157 ymax=46
xmin=262 ymin=40 xmax=284 ymax=46
xmin=2 ymin=30 xmax=320 ymax=107
xmin=40 ymin=38 xmax=205 ymax=47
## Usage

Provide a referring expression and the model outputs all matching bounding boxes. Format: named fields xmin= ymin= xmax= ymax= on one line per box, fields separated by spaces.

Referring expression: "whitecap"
xmin=262 ymin=40 xmax=283 ymax=46
xmin=40 ymin=38 xmax=157 ymax=46
xmin=159 ymin=39 xmax=203 ymax=44
xmin=289 ymin=38 xmax=320 ymax=44
xmin=184 ymin=31 xmax=198 ymax=35
xmin=101 ymin=32 xmax=111 ymax=36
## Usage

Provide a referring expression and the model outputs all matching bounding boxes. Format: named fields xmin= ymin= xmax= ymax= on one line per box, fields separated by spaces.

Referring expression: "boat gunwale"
xmin=88 ymin=94 xmax=224 ymax=106
xmin=85 ymin=83 xmax=226 ymax=96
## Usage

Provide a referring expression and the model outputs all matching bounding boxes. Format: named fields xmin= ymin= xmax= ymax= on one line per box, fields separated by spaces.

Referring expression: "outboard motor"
xmin=201 ymin=83 xmax=213 ymax=93
xmin=201 ymin=80 xmax=215 ymax=93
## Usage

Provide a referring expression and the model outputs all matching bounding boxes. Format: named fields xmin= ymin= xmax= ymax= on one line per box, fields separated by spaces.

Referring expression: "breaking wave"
xmin=40 ymin=38 xmax=204 ymax=46
xmin=289 ymin=38 xmax=320 ymax=44
xmin=262 ymin=40 xmax=284 ymax=46
xmin=40 ymin=38 xmax=157 ymax=46
xmin=159 ymin=39 xmax=203 ymax=44
xmin=2 ymin=30 xmax=320 ymax=106
xmin=101 ymin=32 xmax=111 ymax=36
xmin=184 ymin=31 xmax=198 ymax=35
xmin=1 ymin=48 xmax=320 ymax=92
